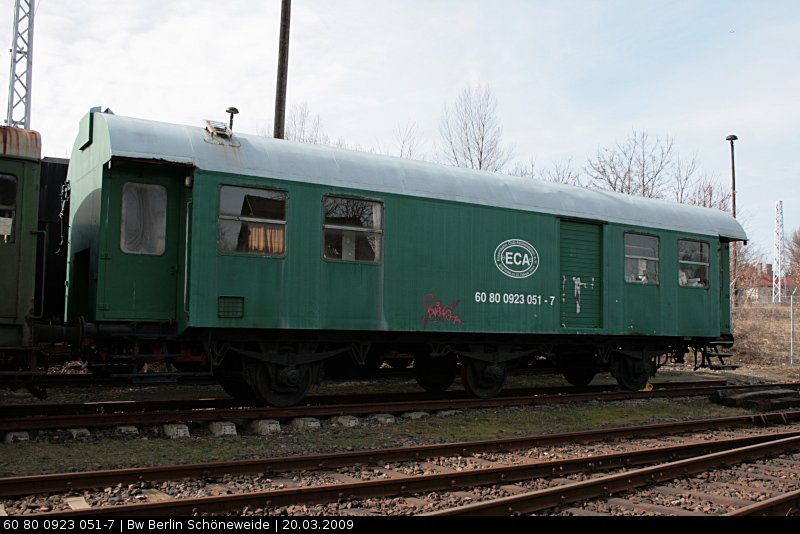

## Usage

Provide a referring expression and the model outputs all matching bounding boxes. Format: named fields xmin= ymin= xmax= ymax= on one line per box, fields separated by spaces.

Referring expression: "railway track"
xmin=30 ymin=364 xmax=558 ymax=390
xmin=0 ymin=379 xmax=729 ymax=417
xmin=4 ymin=380 xmax=792 ymax=433
xmin=427 ymin=435 xmax=800 ymax=516
xmin=3 ymin=411 xmax=799 ymax=516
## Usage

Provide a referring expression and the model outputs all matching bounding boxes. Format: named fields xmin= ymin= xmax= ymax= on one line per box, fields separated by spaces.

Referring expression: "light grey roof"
xmin=96 ymin=113 xmax=747 ymax=241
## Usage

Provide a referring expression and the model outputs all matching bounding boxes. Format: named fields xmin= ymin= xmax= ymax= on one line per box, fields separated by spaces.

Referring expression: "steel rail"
xmin=425 ymin=434 xmax=800 ymax=516
xmin=0 ymin=379 xmax=731 ymax=418
xmin=19 ymin=429 xmax=800 ymax=517
xmin=2 ymin=411 xmax=800 ymax=498
xmin=3 ymin=383 xmax=795 ymax=432
xmin=726 ymin=488 xmax=800 ymax=516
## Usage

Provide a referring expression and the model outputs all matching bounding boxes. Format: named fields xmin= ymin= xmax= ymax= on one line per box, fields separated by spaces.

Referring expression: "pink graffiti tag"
xmin=422 ymin=293 xmax=465 ymax=329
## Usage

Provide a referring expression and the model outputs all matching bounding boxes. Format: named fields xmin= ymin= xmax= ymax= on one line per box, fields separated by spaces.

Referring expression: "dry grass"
xmin=733 ymin=304 xmax=798 ymax=366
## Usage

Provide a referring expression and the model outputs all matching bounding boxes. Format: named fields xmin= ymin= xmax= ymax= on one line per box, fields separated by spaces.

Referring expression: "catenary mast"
xmin=774 ymin=200 xmax=785 ymax=303
xmin=5 ymin=0 xmax=35 ymax=129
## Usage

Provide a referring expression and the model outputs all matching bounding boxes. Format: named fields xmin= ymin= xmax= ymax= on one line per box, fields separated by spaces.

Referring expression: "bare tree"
xmin=286 ymin=102 xmax=329 ymax=145
xmin=586 ymin=130 xmax=674 ymax=198
xmin=508 ymin=157 xmax=536 ymax=178
xmin=788 ymin=228 xmax=800 ymax=275
xmin=438 ymin=83 xmax=512 ymax=172
xmin=260 ymin=102 xmax=331 ymax=145
xmin=510 ymin=157 xmax=582 ymax=186
xmin=393 ymin=122 xmax=424 ymax=160
xmin=671 ymin=155 xmax=699 ymax=204
xmin=539 ymin=157 xmax=582 ymax=186
xmin=731 ymin=240 xmax=766 ymax=305
xmin=670 ymin=155 xmax=730 ymax=211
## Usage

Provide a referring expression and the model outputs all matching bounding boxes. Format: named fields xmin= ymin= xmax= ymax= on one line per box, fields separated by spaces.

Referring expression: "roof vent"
xmin=204 ymin=119 xmax=232 ymax=138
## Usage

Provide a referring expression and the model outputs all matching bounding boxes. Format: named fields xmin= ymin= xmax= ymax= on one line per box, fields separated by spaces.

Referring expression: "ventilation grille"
xmin=218 ymin=296 xmax=245 ymax=318
xmin=204 ymin=119 xmax=232 ymax=138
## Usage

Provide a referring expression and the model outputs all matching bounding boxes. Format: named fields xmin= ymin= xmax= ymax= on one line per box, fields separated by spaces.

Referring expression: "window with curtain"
xmin=218 ymin=186 xmax=287 ymax=256
xmin=120 ymin=182 xmax=167 ymax=255
xmin=624 ymin=233 xmax=659 ymax=285
xmin=0 ymin=174 xmax=16 ymax=244
xmin=323 ymin=196 xmax=383 ymax=262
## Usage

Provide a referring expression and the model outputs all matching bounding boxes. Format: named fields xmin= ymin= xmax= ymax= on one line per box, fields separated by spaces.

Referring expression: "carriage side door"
xmin=0 ymin=170 xmax=22 ymax=318
xmin=559 ymin=220 xmax=603 ymax=329
xmin=98 ymin=166 xmax=181 ymax=321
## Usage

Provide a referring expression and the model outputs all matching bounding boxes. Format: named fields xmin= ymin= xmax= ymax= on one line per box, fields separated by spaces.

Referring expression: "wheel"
xmin=212 ymin=352 xmax=260 ymax=404
xmin=216 ymin=375 xmax=260 ymax=404
xmin=461 ymin=358 xmax=507 ymax=399
xmin=557 ymin=350 xmax=597 ymax=387
xmin=412 ymin=355 xmax=457 ymax=393
xmin=252 ymin=362 xmax=315 ymax=407
xmin=561 ymin=367 xmax=596 ymax=387
xmin=613 ymin=355 xmax=654 ymax=390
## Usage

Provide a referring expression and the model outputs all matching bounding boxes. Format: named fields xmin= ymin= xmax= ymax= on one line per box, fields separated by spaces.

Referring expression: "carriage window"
xmin=120 ymin=182 xmax=167 ymax=255
xmin=323 ymin=196 xmax=383 ymax=262
xmin=624 ymin=233 xmax=659 ymax=285
xmin=218 ymin=186 xmax=286 ymax=256
xmin=0 ymin=174 xmax=16 ymax=244
xmin=679 ymin=240 xmax=709 ymax=288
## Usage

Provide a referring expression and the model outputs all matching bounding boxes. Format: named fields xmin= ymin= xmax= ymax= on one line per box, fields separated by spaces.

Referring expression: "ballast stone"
xmin=67 ymin=428 xmax=91 ymax=439
xmin=291 ymin=417 xmax=321 ymax=430
xmin=435 ymin=410 xmax=462 ymax=417
xmin=331 ymin=415 xmax=359 ymax=427
xmin=401 ymin=411 xmax=430 ymax=420
xmin=369 ymin=414 xmax=396 ymax=425
xmin=163 ymin=424 xmax=190 ymax=438
xmin=209 ymin=421 xmax=237 ymax=436
xmin=115 ymin=426 xmax=139 ymax=436
xmin=249 ymin=419 xmax=281 ymax=435
xmin=3 ymin=431 xmax=29 ymax=443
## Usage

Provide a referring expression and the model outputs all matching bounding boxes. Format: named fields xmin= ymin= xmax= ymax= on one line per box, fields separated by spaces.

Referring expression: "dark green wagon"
xmin=0 ymin=126 xmax=42 ymax=387
xmin=62 ymin=109 xmax=746 ymax=405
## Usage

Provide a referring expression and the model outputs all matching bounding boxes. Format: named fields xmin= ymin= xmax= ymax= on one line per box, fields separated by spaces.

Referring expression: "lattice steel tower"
xmin=774 ymin=200 xmax=785 ymax=303
xmin=5 ymin=0 xmax=35 ymax=128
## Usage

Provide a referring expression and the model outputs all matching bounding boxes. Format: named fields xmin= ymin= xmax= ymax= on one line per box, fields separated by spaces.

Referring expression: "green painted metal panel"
xmin=720 ymin=242 xmax=732 ymax=334
xmin=0 ymin=158 xmax=39 ymax=326
xmin=0 ymin=154 xmax=39 ymax=349
xmin=559 ymin=221 xmax=602 ymax=329
xmin=675 ymin=237 xmax=717 ymax=336
xmin=97 ymin=166 xmax=181 ymax=321
xmin=0 ymin=166 xmax=22 ymax=318
xmin=185 ymin=175 xmax=563 ymax=334
xmin=176 ymin=169 xmax=732 ymax=342
xmin=67 ymin=156 xmax=723 ymax=343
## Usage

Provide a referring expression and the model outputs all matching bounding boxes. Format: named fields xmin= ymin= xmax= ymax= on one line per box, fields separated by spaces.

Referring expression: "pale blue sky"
xmin=2 ymin=0 xmax=797 ymax=258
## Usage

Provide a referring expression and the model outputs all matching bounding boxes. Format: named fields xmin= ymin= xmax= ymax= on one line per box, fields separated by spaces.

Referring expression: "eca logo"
xmin=494 ymin=239 xmax=540 ymax=279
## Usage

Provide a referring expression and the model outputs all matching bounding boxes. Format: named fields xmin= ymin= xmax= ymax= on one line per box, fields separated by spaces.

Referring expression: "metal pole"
xmin=6 ymin=0 xmax=35 ymax=128
xmin=728 ymin=139 xmax=737 ymax=219
xmin=273 ymin=0 xmax=291 ymax=139
xmin=789 ymin=288 xmax=797 ymax=365
xmin=727 ymin=135 xmax=738 ymax=306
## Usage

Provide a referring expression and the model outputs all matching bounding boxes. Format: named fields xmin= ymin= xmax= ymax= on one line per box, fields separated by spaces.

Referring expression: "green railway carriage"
xmin=0 ymin=126 xmax=71 ymax=395
xmin=64 ymin=109 xmax=747 ymax=405
xmin=0 ymin=126 xmax=42 ymax=383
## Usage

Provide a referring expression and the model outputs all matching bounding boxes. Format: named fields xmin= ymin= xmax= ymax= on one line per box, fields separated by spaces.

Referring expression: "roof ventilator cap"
xmin=203 ymin=119 xmax=233 ymax=138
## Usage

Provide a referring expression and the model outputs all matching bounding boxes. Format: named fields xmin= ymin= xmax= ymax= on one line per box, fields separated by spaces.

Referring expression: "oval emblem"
xmin=494 ymin=239 xmax=540 ymax=279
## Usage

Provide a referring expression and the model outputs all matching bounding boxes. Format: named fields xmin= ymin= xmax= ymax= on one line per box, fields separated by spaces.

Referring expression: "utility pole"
xmin=5 ymin=0 xmax=35 ymax=129
xmin=273 ymin=0 xmax=291 ymax=139
xmin=726 ymin=134 xmax=738 ymax=306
